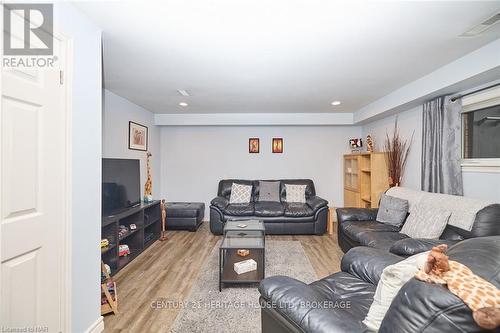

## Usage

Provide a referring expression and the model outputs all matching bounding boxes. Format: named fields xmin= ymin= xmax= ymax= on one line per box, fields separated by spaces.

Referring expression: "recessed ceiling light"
xmin=331 ymin=101 xmax=341 ymax=106
xmin=179 ymin=102 xmax=188 ymax=107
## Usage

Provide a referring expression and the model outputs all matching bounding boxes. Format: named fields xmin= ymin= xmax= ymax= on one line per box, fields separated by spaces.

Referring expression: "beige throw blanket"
xmin=387 ymin=187 xmax=492 ymax=231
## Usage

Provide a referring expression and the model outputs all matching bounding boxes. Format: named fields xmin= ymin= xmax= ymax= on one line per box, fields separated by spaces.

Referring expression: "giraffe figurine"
xmin=144 ymin=152 xmax=153 ymax=202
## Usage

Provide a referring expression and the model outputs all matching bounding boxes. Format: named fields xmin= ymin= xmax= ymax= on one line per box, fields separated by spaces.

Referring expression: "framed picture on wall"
xmin=249 ymin=138 xmax=260 ymax=153
xmin=129 ymin=121 xmax=148 ymax=151
xmin=272 ymin=138 xmax=283 ymax=153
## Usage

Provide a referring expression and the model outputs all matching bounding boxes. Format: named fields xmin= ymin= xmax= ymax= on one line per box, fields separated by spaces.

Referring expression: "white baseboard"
xmin=85 ymin=316 xmax=104 ymax=333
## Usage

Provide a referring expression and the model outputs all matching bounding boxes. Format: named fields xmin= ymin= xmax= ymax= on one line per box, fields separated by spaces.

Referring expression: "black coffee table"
xmin=219 ymin=220 xmax=265 ymax=291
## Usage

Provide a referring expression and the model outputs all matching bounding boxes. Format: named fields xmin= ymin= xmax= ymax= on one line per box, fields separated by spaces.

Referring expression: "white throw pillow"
xmin=400 ymin=206 xmax=451 ymax=239
xmin=229 ymin=183 xmax=252 ymax=204
xmin=363 ymin=251 xmax=429 ymax=331
xmin=285 ymin=184 xmax=306 ymax=203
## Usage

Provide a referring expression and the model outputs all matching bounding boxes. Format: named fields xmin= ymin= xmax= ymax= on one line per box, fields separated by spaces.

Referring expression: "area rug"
xmin=170 ymin=240 xmax=317 ymax=333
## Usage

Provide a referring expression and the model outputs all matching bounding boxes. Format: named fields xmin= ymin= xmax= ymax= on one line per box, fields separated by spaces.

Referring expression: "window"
xmin=462 ymin=103 xmax=500 ymax=159
xmin=461 ymin=85 xmax=500 ymax=172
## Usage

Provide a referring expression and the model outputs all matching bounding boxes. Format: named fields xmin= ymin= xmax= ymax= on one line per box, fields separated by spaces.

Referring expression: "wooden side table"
xmin=327 ymin=207 xmax=336 ymax=235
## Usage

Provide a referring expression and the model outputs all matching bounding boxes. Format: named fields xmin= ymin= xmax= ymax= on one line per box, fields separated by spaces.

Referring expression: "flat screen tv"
xmin=102 ymin=158 xmax=141 ymax=216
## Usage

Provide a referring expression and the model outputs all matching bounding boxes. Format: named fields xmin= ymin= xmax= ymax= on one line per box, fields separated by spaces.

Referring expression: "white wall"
xmin=54 ymin=3 xmax=102 ymax=333
xmin=160 ymin=126 xmax=361 ymax=216
xmin=361 ymin=106 xmax=423 ymax=190
xmin=103 ymin=89 xmax=161 ymax=198
xmin=361 ymin=103 xmax=500 ymax=202
xmin=463 ymin=172 xmax=500 ymax=202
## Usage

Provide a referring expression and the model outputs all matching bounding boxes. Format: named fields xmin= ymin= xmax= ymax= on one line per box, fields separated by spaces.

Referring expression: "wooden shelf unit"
xmin=343 ymin=153 xmax=389 ymax=208
xmin=101 ymin=201 xmax=161 ymax=276
xmin=101 ymin=260 xmax=118 ymax=315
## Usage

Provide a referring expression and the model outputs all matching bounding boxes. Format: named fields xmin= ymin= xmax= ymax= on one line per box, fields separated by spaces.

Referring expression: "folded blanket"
xmin=387 ymin=187 xmax=492 ymax=231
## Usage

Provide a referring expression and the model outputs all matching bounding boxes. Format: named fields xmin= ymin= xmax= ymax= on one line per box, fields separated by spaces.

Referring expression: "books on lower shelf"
xmin=234 ymin=259 xmax=257 ymax=275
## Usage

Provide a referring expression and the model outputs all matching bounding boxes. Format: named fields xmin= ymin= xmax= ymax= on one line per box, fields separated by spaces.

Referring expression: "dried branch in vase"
xmin=384 ymin=118 xmax=414 ymax=187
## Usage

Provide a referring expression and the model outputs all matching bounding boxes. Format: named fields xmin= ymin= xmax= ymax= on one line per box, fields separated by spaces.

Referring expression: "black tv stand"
xmin=101 ymin=200 xmax=161 ymax=276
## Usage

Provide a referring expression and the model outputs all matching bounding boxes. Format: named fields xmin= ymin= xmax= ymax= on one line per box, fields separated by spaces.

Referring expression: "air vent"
xmin=177 ymin=89 xmax=190 ymax=97
xmin=461 ymin=12 xmax=500 ymax=37
xmin=482 ymin=13 xmax=500 ymax=25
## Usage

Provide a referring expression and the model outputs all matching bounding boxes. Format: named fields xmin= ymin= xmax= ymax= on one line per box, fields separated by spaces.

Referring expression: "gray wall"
xmin=160 ymin=125 xmax=361 ymax=217
xmin=361 ymin=105 xmax=500 ymax=202
xmin=361 ymin=106 xmax=423 ymax=190
xmin=463 ymin=172 xmax=500 ymax=201
xmin=102 ymin=89 xmax=161 ymax=198
xmin=54 ymin=3 xmax=102 ymax=332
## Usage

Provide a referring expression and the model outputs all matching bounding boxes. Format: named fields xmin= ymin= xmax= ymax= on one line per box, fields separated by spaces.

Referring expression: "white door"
xmin=0 ymin=45 xmax=67 ymax=331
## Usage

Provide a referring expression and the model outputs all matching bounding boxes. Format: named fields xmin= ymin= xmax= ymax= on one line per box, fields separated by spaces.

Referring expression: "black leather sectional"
xmin=259 ymin=236 xmax=500 ymax=333
xmin=337 ymin=204 xmax=500 ymax=256
xmin=209 ymin=179 xmax=328 ymax=235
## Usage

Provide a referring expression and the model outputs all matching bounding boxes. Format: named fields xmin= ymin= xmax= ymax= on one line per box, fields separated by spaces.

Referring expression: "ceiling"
xmin=76 ymin=1 xmax=500 ymax=114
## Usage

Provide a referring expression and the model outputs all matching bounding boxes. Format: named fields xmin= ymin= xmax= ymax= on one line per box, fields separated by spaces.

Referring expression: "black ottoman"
xmin=166 ymin=202 xmax=205 ymax=231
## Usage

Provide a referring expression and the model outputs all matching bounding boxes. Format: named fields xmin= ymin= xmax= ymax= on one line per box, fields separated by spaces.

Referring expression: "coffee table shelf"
xmin=219 ymin=220 xmax=265 ymax=291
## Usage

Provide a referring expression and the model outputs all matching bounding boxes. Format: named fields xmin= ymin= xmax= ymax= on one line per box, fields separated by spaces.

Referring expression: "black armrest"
xmin=336 ymin=208 xmax=378 ymax=224
xmin=306 ymin=195 xmax=328 ymax=211
xmin=258 ymin=276 xmax=323 ymax=329
xmin=341 ymin=246 xmax=404 ymax=285
xmin=389 ymin=238 xmax=461 ymax=257
xmin=259 ymin=275 xmax=308 ymax=301
xmin=210 ymin=196 xmax=228 ymax=210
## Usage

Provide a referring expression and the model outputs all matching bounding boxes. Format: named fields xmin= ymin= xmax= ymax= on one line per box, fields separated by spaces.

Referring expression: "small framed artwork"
xmin=349 ymin=138 xmax=362 ymax=153
xmin=129 ymin=121 xmax=148 ymax=151
xmin=272 ymin=138 xmax=283 ymax=153
xmin=249 ymin=138 xmax=259 ymax=153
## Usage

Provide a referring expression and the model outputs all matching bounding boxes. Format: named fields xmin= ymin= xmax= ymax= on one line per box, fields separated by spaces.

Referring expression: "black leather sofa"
xmin=259 ymin=236 xmax=500 ymax=333
xmin=209 ymin=179 xmax=328 ymax=235
xmin=337 ymin=205 xmax=500 ymax=256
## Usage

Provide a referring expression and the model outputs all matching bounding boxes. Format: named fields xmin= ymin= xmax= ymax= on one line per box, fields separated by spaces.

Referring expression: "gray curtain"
xmin=421 ymin=95 xmax=463 ymax=195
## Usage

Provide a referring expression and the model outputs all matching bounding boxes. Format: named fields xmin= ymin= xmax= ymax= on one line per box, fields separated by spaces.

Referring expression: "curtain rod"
xmin=450 ymin=82 xmax=500 ymax=102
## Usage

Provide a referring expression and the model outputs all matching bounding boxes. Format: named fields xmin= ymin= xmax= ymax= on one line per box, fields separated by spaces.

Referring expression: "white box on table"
xmin=234 ymin=259 xmax=257 ymax=274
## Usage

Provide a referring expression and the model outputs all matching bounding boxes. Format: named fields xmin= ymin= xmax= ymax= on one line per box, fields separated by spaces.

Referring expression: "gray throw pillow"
xmin=400 ymin=207 xmax=451 ymax=239
xmin=376 ymin=194 xmax=409 ymax=227
xmin=258 ymin=181 xmax=280 ymax=202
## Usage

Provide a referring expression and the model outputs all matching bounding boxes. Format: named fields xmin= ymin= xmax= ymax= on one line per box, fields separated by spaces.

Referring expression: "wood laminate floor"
xmin=103 ymin=222 xmax=343 ymax=333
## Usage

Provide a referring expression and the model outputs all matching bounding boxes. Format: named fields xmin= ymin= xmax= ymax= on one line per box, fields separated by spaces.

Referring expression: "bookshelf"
xmin=101 ymin=201 xmax=161 ymax=276
xmin=343 ymin=153 xmax=389 ymax=208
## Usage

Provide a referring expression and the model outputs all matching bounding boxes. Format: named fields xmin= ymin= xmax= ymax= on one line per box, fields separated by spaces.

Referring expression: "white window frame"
xmin=461 ymin=85 xmax=500 ymax=173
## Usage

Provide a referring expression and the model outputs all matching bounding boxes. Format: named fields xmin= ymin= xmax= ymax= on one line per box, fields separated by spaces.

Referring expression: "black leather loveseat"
xmin=337 ymin=187 xmax=500 ymax=257
xmin=210 ymin=179 xmax=328 ymax=235
xmin=259 ymin=236 xmax=500 ymax=333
